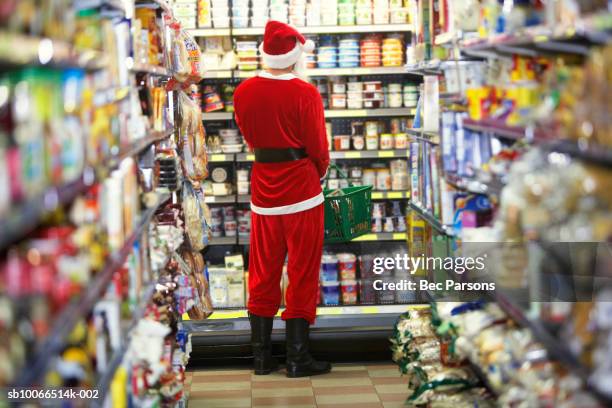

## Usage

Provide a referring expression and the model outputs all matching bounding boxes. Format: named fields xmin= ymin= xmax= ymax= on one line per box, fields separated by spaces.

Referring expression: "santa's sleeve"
xmin=301 ymin=91 xmax=330 ymax=178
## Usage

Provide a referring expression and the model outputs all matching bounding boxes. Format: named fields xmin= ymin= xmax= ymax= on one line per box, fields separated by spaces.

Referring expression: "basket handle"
xmin=324 ymin=164 xmax=354 ymax=187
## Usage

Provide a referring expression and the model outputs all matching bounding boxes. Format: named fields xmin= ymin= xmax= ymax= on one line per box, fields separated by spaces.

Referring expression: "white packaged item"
xmin=213 ymin=17 xmax=231 ymax=27
xmin=232 ymin=16 xmax=250 ymax=27
xmin=209 ymin=268 xmax=229 ymax=308
xmin=211 ymin=6 xmax=230 ymax=17
xmin=423 ymin=75 xmax=439 ymax=133
xmin=237 ymin=180 xmax=250 ymax=195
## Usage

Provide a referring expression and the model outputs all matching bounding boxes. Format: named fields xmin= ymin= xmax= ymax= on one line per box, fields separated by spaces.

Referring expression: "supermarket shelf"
xmin=0 ymin=172 xmax=94 ymax=251
xmin=462 ymin=118 xmax=536 ymax=141
xmin=405 ymin=61 xmax=443 ymax=76
xmin=208 ymin=153 xmax=236 ymax=162
xmin=95 ymin=281 xmax=158 ymax=405
xmin=117 ymin=129 xmax=174 ymax=162
xmin=408 ymin=202 xmax=454 ymax=237
xmin=371 ymin=191 xmax=410 ymax=200
xmin=203 ymin=70 xmax=233 ymax=79
xmin=463 ymin=119 xmax=612 ymax=167
xmin=231 ymin=24 xmax=413 ymax=36
xmin=209 ymin=236 xmax=238 ymax=245
xmin=203 ymin=67 xmax=408 ymax=78
xmin=351 ymin=232 xmax=406 ymax=242
xmin=203 ymin=109 xmax=415 ymax=121
xmin=205 ymin=195 xmax=236 ymax=204
xmin=445 ymin=173 xmax=504 ymax=197
xmin=234 ymin=70 xmax=258 ymax=78
xmin=0 ymin=131 xmax=172 ymax=252
xmin=469 ymin=361 xmax=500 ymax=398
xmin=0 ymin=31 xmax=108 ymax=70
xmin=93 ymin=86 xmax=130 ymax=107
xmin=203 ymin=304 xmax=419 ymax=320
xmin=406 ymin=129 xmax=440 ymax=144
xmin=330 ymin=150 xmax=408 ymax=159
xmin=188 ymin=28 xmax=231 ymax=37
xmin=15 ymin=192 xmax=170 ymax=386
xmin=491 ymin=289 xmax=612 ymax=406
xmin=237 ymin=195 xmax=251 ymax=203
xmin=461 ymin=13 xmax=612 ymax=57
xmin=236 ymin=232 xmax=406 ymax=246
xmin=324 ymin=108 xmax=415 ymax=118
xmin=131 ymin=62 xmax=170 ymax=76
xmin=236 ymin=153 xmax=255 ymax=162
xmin=203 ymin=111 xmax=233 ymax=121
xmin=306 ymin=66 xmax=407 ymax=76
xmin=547 ymin=140 xmax=612 ymax=168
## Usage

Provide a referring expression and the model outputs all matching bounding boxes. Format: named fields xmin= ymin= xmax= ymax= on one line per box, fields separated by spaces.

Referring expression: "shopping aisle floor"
xmin=185 ymin=363 xmax=409 ymax=407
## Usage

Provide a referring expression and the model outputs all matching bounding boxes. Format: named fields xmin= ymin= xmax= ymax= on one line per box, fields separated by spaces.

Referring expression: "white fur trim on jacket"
xmin=259 ymin=42 xmax=302 ymax=69
xmin=250 ymin=192 xmax=324 ymax=215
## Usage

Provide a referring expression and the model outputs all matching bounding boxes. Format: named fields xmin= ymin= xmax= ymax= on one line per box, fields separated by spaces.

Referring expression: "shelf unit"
xmin=15 ymin=192 xmax=171 ymax=386
xmin=488 ymin=288 xmax=612 ymax=405
xmin=202 ymin=108 xmax=416 ymax=121
xmin=462 ymin=118 xmax=612 ymax=168
xmin=130 ymin=62 xmax=171 ymax=76
xmin=207 ymin=232 xmax=407 ymax=246
xmin=95 ymin=281 xmax=158 ymax=405
xmin=461 ymin=13 xmax=612 ymax=58
xmin=0 ymin=128 xmax=173 ymax=251
xmin=204 ymin=195 xmax=236 ymax=204
xmin=208 ymin=153 xmax=236 ymax=162
xmin=330 ymin=149 xmax=408 ymax=159
xmin=198 ymin=304 xmax=418 ymax=320
xmin=233 ymin=191 xmax=409 ymax=203
xmin=444 ymin=173 xmax=505 ymax=197
xmin=189 ymin=24 xmax=412 ymax=37
xmin=408 ymin=202 xmax=454 ymax=237
xmin=203 ymin=66 xmax=408 ymax=79
xmin=0 ymin=31 xmax=108 ymax=70
xmin=406 ymin=128 xmax=440 ymax=145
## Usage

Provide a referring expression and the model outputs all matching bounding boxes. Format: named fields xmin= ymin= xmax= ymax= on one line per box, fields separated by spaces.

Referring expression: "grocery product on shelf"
xmin=0 ymin=1 xmax=217 ymax=401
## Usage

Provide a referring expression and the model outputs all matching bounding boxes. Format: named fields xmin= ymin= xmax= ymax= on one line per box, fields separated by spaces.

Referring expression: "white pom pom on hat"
xmin=260 ymin=21 xmax=315 ymax=69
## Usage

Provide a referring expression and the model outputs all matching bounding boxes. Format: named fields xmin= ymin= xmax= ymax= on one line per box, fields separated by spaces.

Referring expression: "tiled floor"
xmin=185 ymin=363 xmax=410 ymax=408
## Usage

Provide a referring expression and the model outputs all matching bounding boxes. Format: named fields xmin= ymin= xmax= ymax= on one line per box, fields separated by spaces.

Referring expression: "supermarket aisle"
xmin=186 ymin=363 xmax=408 ymax=407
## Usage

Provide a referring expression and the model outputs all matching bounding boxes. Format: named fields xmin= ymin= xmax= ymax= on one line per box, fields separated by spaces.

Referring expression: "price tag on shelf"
xmin=246 ymin=154 xmax=255 ymax=161
xmin=378 ymin=151 xmax=395 ymax=158
xmin=210 ymin=154 xmax=226 ymax=162
xmin=371 ymin=192 xmax=383 ymax=199
xmin=393 ymin=233 xmax=407 ymax=240
xmin=387 ymin=192 xmax=403 ymax=199
xmin=344 ymin=152 xmax=361 ymax=158
xmin=352 ymin=234 xmax=375 ymax=241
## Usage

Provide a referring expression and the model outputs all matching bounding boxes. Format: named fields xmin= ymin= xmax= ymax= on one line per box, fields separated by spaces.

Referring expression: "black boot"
xmin=285 ymin=318 xmax=331 ymax=378
xmin=249 ymin=313 xmax=279 ymax=375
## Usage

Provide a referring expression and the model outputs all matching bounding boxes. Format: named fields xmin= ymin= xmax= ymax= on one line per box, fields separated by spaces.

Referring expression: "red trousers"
xmin=248 ymin=204 xmax=324 ymax=324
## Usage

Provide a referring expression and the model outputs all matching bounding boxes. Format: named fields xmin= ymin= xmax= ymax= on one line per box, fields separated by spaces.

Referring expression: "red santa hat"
xmin=259 ymin=20 xmax=315 ymax=69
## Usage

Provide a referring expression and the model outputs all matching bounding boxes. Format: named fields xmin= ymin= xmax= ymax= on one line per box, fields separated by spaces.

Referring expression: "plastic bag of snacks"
xmin=180 ymin=249 xmax=214 ymax=319
xmin=169 ymin=20 xmax=203 ymax=85
xmin=182 ymin=181 xmax=211 ymax=250
xmin=178 ymin=91 xmax=208 ymax=182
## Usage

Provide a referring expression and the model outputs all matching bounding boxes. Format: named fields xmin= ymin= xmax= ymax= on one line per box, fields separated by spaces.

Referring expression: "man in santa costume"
xmin=233 ymin=20 xmax=331 ymax=377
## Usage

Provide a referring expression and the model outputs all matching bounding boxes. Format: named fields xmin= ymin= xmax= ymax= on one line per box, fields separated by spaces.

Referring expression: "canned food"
xmin=380 ymin=133 xmax=394 ymax=150
xmin=365 ymin=120 xmax=378 ymax=136
xmin=376 ymin=168 xmax=391 ymax=191
xmin=366 ymin=134 xmax=378 ymax=150
xmin=352 ymin=134 xmax=365 ymax=150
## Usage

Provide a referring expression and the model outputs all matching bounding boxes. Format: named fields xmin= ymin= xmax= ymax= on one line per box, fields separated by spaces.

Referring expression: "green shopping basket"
xmin=323 ymin=164 xmax=373 ymax=243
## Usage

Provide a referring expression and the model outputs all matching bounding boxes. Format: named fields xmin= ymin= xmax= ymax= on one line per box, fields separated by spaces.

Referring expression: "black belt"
xmin=254 ymin=148 xmax=307 ymax=163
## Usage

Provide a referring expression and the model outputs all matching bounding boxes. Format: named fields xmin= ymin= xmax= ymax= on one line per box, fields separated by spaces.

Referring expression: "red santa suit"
xmin=233 ymin=22 xmax=329 ymax=325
